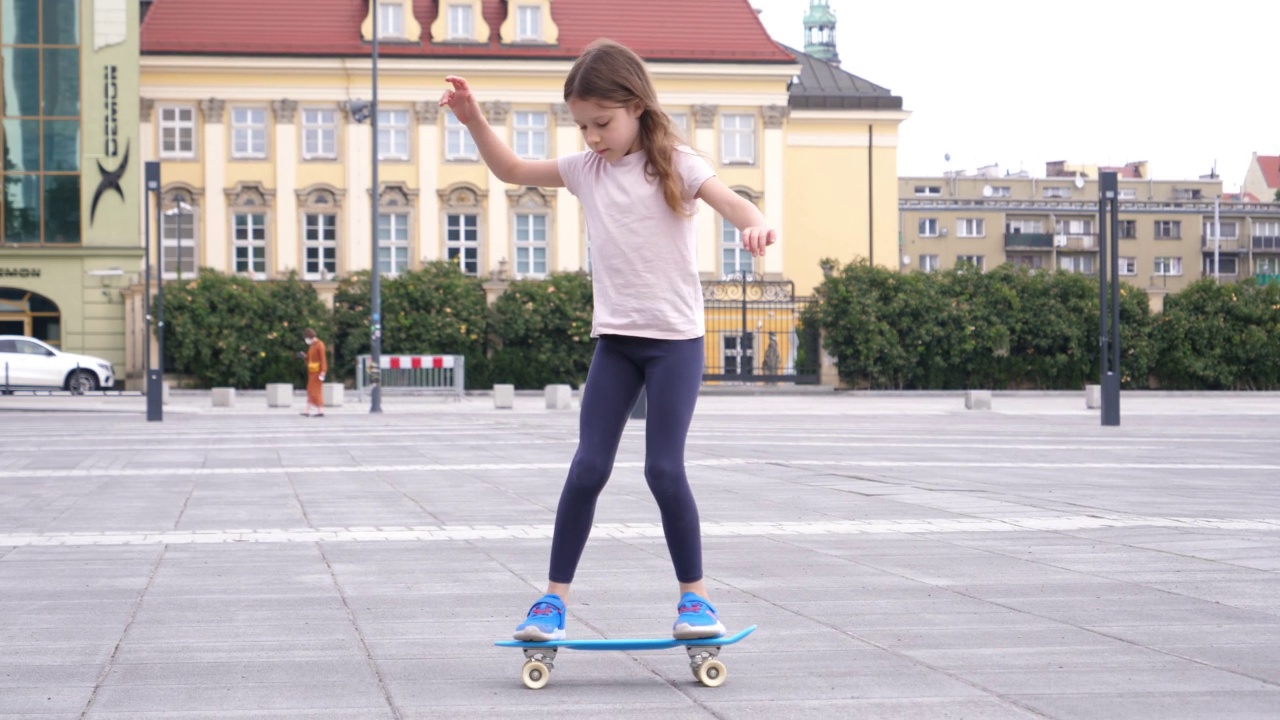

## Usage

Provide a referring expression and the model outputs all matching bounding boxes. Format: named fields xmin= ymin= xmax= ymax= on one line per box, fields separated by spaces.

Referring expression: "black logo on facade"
xmin=0 ymin=268 xmax=42 ymax=278
xmin=91 ymin=65 xmax=127 ymax=225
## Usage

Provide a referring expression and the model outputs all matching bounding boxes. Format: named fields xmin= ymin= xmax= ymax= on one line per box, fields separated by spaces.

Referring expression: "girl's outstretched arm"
xmin=440 ymin=76 xmax=564 ymax=188
xmin=697 ymin=177 xmax=777 ymax=257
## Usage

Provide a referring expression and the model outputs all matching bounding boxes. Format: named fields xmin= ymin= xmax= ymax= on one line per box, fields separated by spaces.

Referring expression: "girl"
xmin=440 ymin=39 xmax=775 ymax=641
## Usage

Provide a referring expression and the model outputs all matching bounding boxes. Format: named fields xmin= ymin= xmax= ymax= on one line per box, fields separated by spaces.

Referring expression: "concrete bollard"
xmin=545 ymin=384 xmax=572 ymax=410
xmin=965 ymin=390 xmax=992 ymax=411
xmin=266 ymin=383 xmax=293 ymax=408
xmin=212 ymin=387 xmax=236 ymax=407
xmin=1085 ymin=384 xmax=1102 ymax=409
xmin=494 ymin=384 xmax=515 ymax=409
xmin=322 ymin=383 xmax=344 ymax=407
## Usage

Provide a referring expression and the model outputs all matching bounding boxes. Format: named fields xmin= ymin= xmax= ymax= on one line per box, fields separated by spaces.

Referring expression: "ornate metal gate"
xmin=701 ymin=275 xmax=818 ymax=384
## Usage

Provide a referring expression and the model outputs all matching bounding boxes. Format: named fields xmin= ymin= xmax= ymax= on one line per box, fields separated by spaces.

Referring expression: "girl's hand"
xmin=439 ymin=75 xmax=482 ymax=126
xmin=741 ymin=227 xmax=777 ymax=257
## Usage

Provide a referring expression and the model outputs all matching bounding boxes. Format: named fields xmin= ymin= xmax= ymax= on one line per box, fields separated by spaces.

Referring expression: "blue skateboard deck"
xmin=496 ymin=625 xmax=756 ymax=688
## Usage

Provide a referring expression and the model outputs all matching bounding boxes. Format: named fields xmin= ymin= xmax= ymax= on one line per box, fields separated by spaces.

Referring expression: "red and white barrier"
xmin=379 ymin=355 xmax=455 ymax=370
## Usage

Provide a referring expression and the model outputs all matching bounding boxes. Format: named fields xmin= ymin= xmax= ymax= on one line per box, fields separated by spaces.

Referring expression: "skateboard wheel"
xmin=695 ymin=659 xmax=727 ymax=687
xmin=522 ymin=660 xmax=551 ymax=690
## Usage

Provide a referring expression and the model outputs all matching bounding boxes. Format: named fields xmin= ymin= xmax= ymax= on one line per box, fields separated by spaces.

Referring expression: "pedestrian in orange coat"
xmin=302 ymin=328 xmax=327 ymax=417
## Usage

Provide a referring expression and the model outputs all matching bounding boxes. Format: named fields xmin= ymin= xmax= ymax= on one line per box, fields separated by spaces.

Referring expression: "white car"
xmin=0 ymin=335 xmax=116 ymax=393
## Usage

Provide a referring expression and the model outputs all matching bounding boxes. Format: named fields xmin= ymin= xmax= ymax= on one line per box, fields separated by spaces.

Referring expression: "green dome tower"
xmin=803 ymin=0 xmax=839 ymax=64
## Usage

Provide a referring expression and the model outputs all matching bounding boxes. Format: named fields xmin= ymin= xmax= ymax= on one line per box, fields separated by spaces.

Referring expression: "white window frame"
xmin=1256 ymin=257 xmax=1280 ymax=274
xmin=377 ymin=109 xmax=410 ymax=160
xmin=956 ymin=255 xmax=985 ymax=272
xmin=446 ymin=213 xmax=480 ymax=276
xmin=957 ymin=218 xmax=985 ymax=238
xmin=1055 ymin=218 xmax=1094 ymax=236
xmin=1044 ymin=186 xmax=1071 ymax=199
xmin=1058 ymin=255 xmax=1095 ymax=274
xmin=377 ymin=1 xmax=405 ymax=38
xmin=377 ymin=213 xmax=410 ymax=276
xmin=447 ymin=4 xmax=474 ymax=39
xmin=302 ymin=108 xmax=337 ymax=160
xmin=1118 ymin=188 xmax=1137 ymax=199
xmin=445 ymin=113 xmax=478 ymax=161
xmin=1007 ymin=219 xmax=1044 ymax=234
xmin=303 ymin=213 xmax=338 ymax=281
xmin=159 ymin=106 xmax=196 ymax=159
xmin=1154 ymin=256 xmax=1183 ymax=276
xmin=914 ymin=186 xmax=941 ymax=196
xmin=989 ymin=186 xmax=1011 ymax=197
xmin=1204 ymin=255 xmax=1239 ymax=275
xmin=516 ymin=4 xmax=541 ymax=40
xmin=1008 ymin=254 xmax=1045 ymax=271
xmin=1119 ymin=257 xmax=1137 ymax=276
xmin=514 ymin=213 xmax=548 ymax=278
xmin=918 ymin=218 xmax=939 ymax=237
xmin=920 ymin=254 xmax=940 ymax=273
xmin=1155 ymin=220 xmax=1181 ymax=240
xmin=720 ymin=114 xmax=755 ymax=165
xmin=232 ymin=212 xmax=268 ymax=279
xmin=1202 ymin=220 xmax=1239 ymax=240
xmin=513 ymin=111 xmax=548 ymax=160
xmin=721 ymin=216 xmax=754 ymax=278
xmin=161 ymin=206 xmax=197 ymax=279
xmin=669 ymin=112 xmax=690 ymax=140
xmin=231 ymin=108 xmax=268 ymax=159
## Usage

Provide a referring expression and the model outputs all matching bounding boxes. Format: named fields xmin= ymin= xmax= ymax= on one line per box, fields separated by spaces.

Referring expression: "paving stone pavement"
xmin=1 ymin=391 xmax=1279 ymax=719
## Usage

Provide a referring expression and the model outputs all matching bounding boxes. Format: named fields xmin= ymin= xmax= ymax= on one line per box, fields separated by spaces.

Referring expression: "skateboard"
xmin=495 ymin=625 xmax=757 ymax=689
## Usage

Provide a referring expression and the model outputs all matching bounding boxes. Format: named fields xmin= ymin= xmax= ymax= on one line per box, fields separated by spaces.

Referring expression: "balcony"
xmin=1055 ymin=234 xmax=1098 ymax=252
xmin=1253 ymin=236 xmax=1280 ymax=253
xmin=1258 ymin=274 xmax=1280 ymax=285
xmin=1202 ymin=237 xmax=1245 ymax=252
xmin=1003 ymin=232 xmax=1053 ymax=249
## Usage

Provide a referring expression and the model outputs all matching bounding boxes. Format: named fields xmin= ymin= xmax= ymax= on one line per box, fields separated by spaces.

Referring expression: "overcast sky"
xmin=753 ymin=0 xmax=1279 ymax=188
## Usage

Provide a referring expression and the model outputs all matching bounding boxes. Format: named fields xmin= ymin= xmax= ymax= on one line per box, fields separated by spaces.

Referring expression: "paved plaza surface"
xmin=1 ymin=391 xmax=1279 ymax=719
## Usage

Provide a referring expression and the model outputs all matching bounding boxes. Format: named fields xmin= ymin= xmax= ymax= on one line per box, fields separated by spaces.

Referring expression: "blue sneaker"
xmin=514 ymin=593 xmax=566 ymax=641
xmin=673 ymin=592 xmax=726 ymax=640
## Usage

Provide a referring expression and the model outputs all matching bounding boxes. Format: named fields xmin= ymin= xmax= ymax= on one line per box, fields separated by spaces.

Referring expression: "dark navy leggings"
xmin=548 ymin=334 xmax=705 ymax=584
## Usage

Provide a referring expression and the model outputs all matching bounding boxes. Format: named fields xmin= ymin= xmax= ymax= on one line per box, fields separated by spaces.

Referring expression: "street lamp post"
xmin=1097 ymin=171 xmax=1121 ymax=427
xmin=143 ymin=161 xmax=164 ymax=422
xmin=369 ymin=2 xmax=383 ymax=413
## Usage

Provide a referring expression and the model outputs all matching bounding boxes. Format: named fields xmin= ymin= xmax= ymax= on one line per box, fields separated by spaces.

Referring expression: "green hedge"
xmin=1152 ymin=279 xmax=1280 ymax=389
xmin=160 ymin=270 xmax=332 ymax=388
xmin=487 ymin=271 xmax=595 ymax=389
xmin=811 ymin=260 xmax=1156 ymax=390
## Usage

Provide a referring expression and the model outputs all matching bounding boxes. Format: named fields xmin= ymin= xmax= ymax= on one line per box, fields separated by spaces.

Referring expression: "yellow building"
xmin=0 ymin=0 xmax=142 ymax=378
xmin=137 ymin=0 xmax=907 ymax=382
xmin=898 ymin=162 xmax=1280 ymax=310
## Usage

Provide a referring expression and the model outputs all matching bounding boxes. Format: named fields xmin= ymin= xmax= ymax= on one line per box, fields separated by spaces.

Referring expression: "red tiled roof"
xmin=1223 ymin=192 xmax=1261 ymax=203
xmin=141 ymin=0 xmax=795 ymax=63
xmin=1257 ymin=155 xmax=1280 ymax=189
xmin=1098 ymin=164 xmax=1144 ymax=179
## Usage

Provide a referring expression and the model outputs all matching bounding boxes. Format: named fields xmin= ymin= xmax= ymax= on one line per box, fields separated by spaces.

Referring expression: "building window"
xmin=1118 ymin=220 xmax=1137 ymax=239
xmin=447 ymin=4 xmax=473 ymax=39
xmin=1173 ymin=188 xmax=1202 ymax=201
xmin=1055 ymin=218 xmax=1094 ymax=236
xmin=1203 ymin=220 xmax=1238 ymax=240
xmin=514 ymin=213 xmax=547 ymax=277
xmin=720 ymin=114 xmax=755 ymax=164
xmin=377 ymin=109 xmax=410 ymax=160
xmin=232 ymin=213 xmax=267 ymax=278
xmin=302 ymin=109 xmax=337 ymax=159
xmin=0 ymin=4 xmax=81 ymax=245
xmin=914 ymin=186 xmax=941 ymax=196
xmin=1059 ymin=255 xmax=1095 ymax=274
xmin=1008 ymin=255 xmax=1044 ymax=271
xmin=1044 ymin=187 xmax=1071 ymax=199
xmin=989 ymin=186 xmax=1011 ymax=197
xmin=722 ymin=334 xmax=754 ymax=376
xmin=445 ymin=113 xmax=478 ymax=160
xmin=231 ymin=108 xmax=268 ymax=159
xmin=669 ymin=112 xmax=690 ymax=140
xmin=1204 ymin=255 xmax=1238 ymax=275
xmin=303 ymin=214 xmax=338 ymax=280
xmin=957 ymin=218 xmax=985 ymax=238
xmin=159 ymin=106 xmax=196 ymax=159
xmin=1119 ymin=257 xmax=1137 ymax=276
xmin=1256 ymin=257 xmax=1280 ymax=275
xmin=1155 ymin=220 xmax=1181 ymax=240
xmin=918 ymin=218 xmax=939 ymax=237
xmin=956 ymin=255 xmax=985 ymax=272
xmin=1254 ymin=222 xmax=1280 ymax=251
xmin=1006 ymin=219 xmax=1044 ymax=234
xmin=161 ymin=192 xmax=197 ymax=279
xmin=1118 ymin=188 xmax=1137 ymax=200
xmin=377 ymin=213 xmax=410 ymax=275
xmin=513 ymin=111 xmax=548 ymax=160
xmin=516 ymin=5 xmax=541 ymax=40
xmin=722 ymin=217 xmax=755 ymax=278
xmin=446 ymin=213 xmax=479 ymax=275
xmin=377 ymin=1 xmax=405 ymax=38
xmin=1154 ymin=257 xmax=1182 ymax=276
xmin=919 ymin=254 xmax=940 ymax=273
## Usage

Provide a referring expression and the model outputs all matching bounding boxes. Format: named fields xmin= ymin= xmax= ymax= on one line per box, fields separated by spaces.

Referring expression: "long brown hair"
xmin=564 ymin=39 xmax=687 ymax=216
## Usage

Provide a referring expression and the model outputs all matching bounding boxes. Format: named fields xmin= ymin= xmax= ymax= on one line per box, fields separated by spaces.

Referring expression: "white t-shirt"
xmin=558 ymin=145 xmax=716 ymax=340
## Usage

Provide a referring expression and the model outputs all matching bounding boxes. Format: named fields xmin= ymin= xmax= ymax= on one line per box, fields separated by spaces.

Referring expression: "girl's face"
xmin=567 ymin=96 xmax=644 ymax=163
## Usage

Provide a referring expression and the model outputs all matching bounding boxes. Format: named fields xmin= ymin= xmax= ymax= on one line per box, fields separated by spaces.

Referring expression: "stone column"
xmin=139 ymin=97 xmax=155 ymax=274
xmin=693 ymin=104 xmax=718 ymax=277
xmin=482 ymin=101 xmax=511 ymax=276
xmin=200 ymin=98 xmax=227 ymax=272
xmin=414 ymin=101 xmax=441 ymax=262
xmin=341 ymin=101 xmax=372 ymax=273
xmin=762 ymin=104 xmax=787 ymax=277
xmin=553 ymin=102 xmax=582 ymax=271
xmin=272 ymin=100 xmax=299 ymax=277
